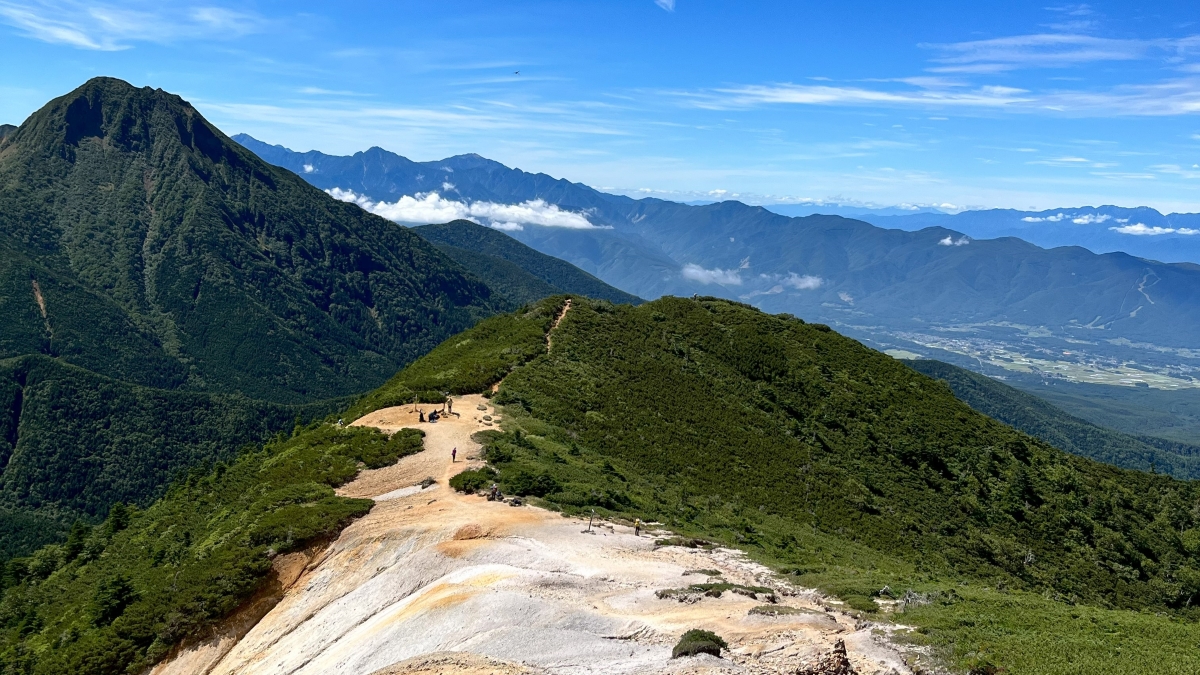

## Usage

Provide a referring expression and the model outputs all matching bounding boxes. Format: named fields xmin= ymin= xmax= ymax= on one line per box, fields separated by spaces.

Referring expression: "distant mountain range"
xmin=861 ymin=206 xmax=1200 ymax=266
xmin=237 ymin=135 xmax=1200 ymax=351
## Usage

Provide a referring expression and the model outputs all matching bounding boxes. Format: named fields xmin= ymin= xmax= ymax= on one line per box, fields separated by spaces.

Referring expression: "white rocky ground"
xmin=150 ymin=395 xmax=913 ymax=675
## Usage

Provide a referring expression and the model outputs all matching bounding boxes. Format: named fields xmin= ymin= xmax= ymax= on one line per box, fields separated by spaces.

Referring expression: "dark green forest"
xmin=907 ymin=359 xmax=1200 ymax=479
xmin=423 ymin=242 xmax=561 ymax=306
xmin=414 ymin=220 xmax=642 ymax=305
xmin=0 ymin=355 xmax=342 ymax=561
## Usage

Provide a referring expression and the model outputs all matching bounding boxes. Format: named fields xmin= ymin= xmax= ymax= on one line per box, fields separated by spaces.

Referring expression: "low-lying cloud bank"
xmin=1109 ymin=223 xmax=1200 ymax=236
xmin=325 ymin=188 xmax=606 ymax=231
xmin=682 ymin=263 xmax=743 ymax=285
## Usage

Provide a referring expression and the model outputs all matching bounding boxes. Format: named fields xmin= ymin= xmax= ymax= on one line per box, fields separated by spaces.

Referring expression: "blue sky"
xmin=2 ymin=0 xmax=1200 ymax=211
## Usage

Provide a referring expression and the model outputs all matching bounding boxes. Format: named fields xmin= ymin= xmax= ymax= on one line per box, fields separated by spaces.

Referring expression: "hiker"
xmin=634 ymin=518 xmax=642 ymax=536
xmin=446 ymin=397 xmax=453 ymax=415
xmin=418 ymin=410 xmax=426 ymax=423
xmin=451 ymin=447 xmax=457 ymax=463
xmin=429 ymin=410 xmax=439 ymax=423
xmin=489 ymin=483 xmax=500 ymax=501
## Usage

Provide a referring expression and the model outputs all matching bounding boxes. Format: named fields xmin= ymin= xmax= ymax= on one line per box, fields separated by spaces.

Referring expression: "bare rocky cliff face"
xmin=152 ymin=396 xmax=912 ymax=675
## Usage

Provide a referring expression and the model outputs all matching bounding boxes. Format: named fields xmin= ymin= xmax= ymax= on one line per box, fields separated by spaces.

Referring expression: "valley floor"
xmin=150 ymin=395 xmax=911 ymax=675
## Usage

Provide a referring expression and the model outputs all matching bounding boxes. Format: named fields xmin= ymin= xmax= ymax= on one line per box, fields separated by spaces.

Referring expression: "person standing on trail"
xmin=446 ymin=397 xmax=453 ymax=415
xmin=634 ymin=519 xmax=642 ymax=536
xmin=451 ymin=447 xmax=457 ymax=463
xmin=418 ymin=410 xmax=426 ymax=423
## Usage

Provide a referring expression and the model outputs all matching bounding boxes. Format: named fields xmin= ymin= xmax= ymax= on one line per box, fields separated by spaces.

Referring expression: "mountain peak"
xmin=0 ymin=78 xmax=505 ymax=401
xmin=11 ymin=75 xmax=244 ymax=169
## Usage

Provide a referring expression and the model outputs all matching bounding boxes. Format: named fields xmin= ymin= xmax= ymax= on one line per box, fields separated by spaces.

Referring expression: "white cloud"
xmin=1071 ymin=214 xmax=1111 ymax=224
xmin=682 ymin=264 xmax=742 ymax=285
xmin=782 ymin=273 xmax=824 ymax=290
xmin=1022 ymin=213 xmax=1067 ymax=222
xmin=691 ymin=83 xmax=1034 ymax=111
xmin=0 ymin=1 xmax=260 ymax=50
xmin=1109 ymin=223 xmax=1200 ymax=236
xmin=655 ymin=0 xmax=675 ymax=11
xmin=302 ymin=164 xmax=314 ymax=174
xmin=680 ymin=69 xmax=1200 ymax=117
xmin=442 ymin=181 xmax=455 ymax=191
xmin=938 ymin=235 xmax=970 ymax=246
xmin=759 ymin=272 xmax=825 ymax=290
xmin=922 ymin=33 xmax=1200 ymax=72
xmin=325 ymin=188 xmax=606 ymax=230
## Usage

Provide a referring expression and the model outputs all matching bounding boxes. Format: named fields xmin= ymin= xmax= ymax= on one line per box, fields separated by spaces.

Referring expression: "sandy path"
xmin=337 ymin=396 xmax=496 ymax=498
xmin=153 ymin=395 xmax=911 ymax=675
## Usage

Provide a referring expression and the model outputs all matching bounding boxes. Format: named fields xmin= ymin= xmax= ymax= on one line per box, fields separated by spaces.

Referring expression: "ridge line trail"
xmin=492 ymin=297 xmax=571 ymax=394
xmin=153 ymin=392 xmax=911 ymax=675
xmin=546 ymin=298 xmax=571 ymax=353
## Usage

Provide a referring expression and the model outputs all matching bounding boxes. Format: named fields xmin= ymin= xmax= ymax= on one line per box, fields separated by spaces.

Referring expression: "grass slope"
xmin=0 ymin=355 xmax=342 ymax=562
xmin=414 ymin=220 xmax=642 ymax=305
xmin=0 ymin=77 xmax=505 ymax=403
xmin=906 ymin=359 xmax=1200 ymax=479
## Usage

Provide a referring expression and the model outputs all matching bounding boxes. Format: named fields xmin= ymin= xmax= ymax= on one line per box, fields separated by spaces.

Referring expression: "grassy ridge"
xmin=404 ymin=295 xmax=1200 ymax=672
xmin=907 ymin=359 xmax=1200 ymax=479
xmin=348 ymin=296 xmax=566 ymax=416
xmin=0 ymin=423 xmax=423 ymax=674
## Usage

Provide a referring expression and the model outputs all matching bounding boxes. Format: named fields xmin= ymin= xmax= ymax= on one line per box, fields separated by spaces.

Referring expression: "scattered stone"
xmin=419 ymin=477 xmax=436 ymax=489
xmin=797 ymin=639 xmax=856 ymax=675
xmin=477 ymin=404 xmax=488 ymax=411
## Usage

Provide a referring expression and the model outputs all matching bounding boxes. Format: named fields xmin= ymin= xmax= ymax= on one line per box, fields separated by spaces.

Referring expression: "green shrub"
xmin=505 ymin=470 xmax=560 ymax=497
xmin=843 ymin=595 xmax=879 ymax=613
xmin=749 ymin=605 xmax=810 ymax=616
xmin=672 ymin=629 xmax=728 ymax=658
xmin=450 ymin=467 xmax=499 ymax=494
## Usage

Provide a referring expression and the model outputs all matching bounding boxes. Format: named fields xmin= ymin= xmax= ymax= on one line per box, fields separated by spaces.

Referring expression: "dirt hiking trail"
xmin=151 ymin=395 xmax=913 ymax=675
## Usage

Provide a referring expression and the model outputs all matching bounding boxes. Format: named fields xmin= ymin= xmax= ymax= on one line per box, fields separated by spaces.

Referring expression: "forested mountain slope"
xmin=7 ymin=296 xmax=1200 ymax=673
xmin=0 ymin=78 xmax=504 ymax=403
xmin=413 ymin=220 xmax=642 ymax=305
xmin=906 ymin=359 xmax=1200 ymax=479
xmin=0 ymin=355 xmax=341 ymax=561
